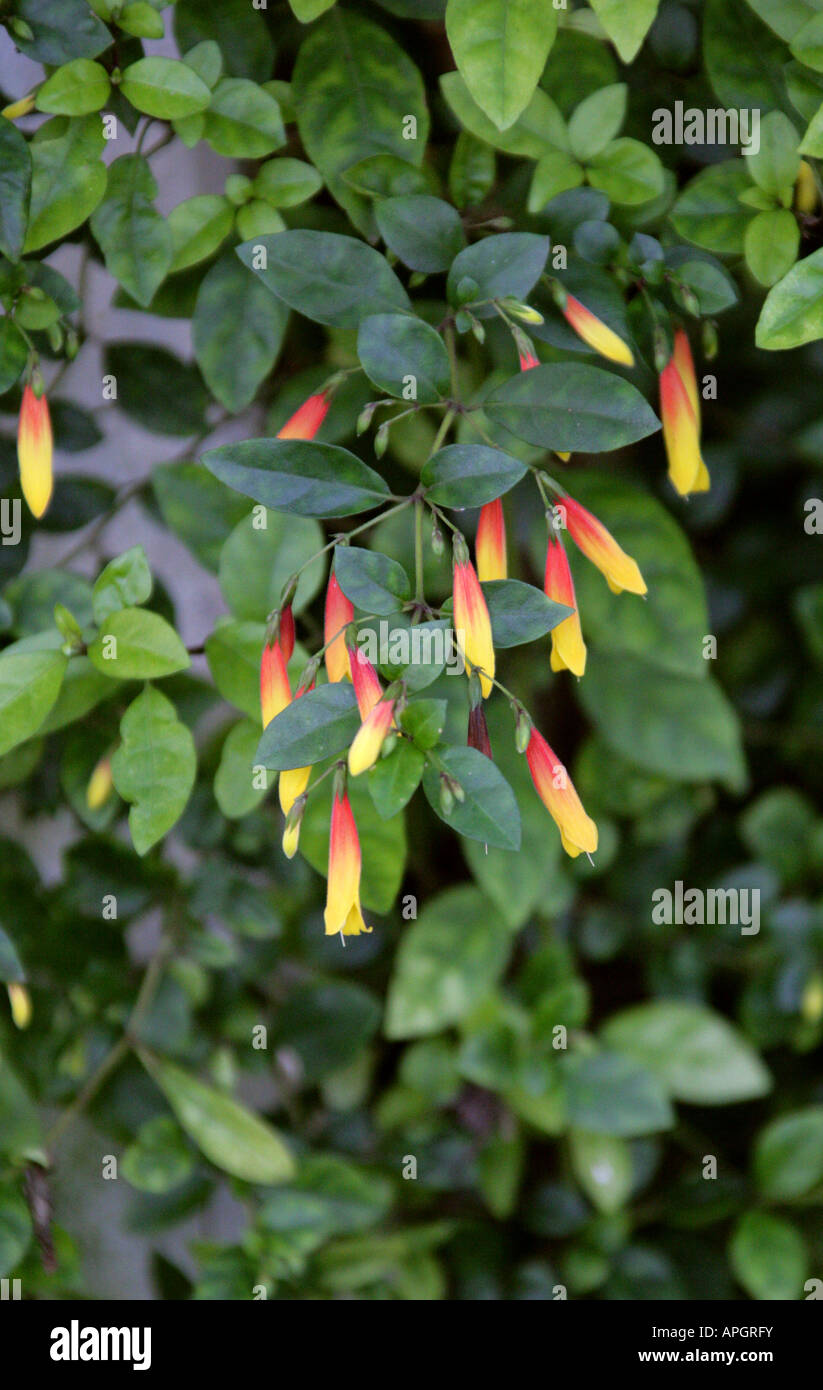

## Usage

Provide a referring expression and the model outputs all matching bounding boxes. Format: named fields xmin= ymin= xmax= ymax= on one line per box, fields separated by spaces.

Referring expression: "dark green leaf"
xmin=357 ymin=314 xmax=450 ymax=403
xmin=203 ymin=439 xmax=391 ymax=517
xmin=334 ymin=546 xmax=411 ymax=615
xmin=422 ymin=444 xmax=527 ymax=506
xmin=193 ymin=253 xmax=287 ymax=411
xmin=422 ymin=745 xmax=521 ymax=849
xmin=236 ymin=230 xmax=411 ymax=327
xmin=487 ymin=362 xmax=660 ymax=453
xmin=255 ymin=682 xmax=360 ymax=770
xmin=375 ymin=196 xmax=466 ymax=272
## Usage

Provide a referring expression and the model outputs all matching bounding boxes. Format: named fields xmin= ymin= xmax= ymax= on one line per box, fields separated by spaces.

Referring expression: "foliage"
xmin=0 ymin=0 xmax=821 ymax=1302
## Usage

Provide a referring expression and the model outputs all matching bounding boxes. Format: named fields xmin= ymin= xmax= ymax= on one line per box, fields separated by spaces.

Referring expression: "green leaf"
xmin=670 ymin=161 xmax=755 ymax=255
xmin=88 ymin=608 xmax=191 ymax=680
xmin=422 ymin=444 xmax=527 ymax=506
xmin=92 ymin=545 xmax=152 ymax=624
xmin=440 ymin=71 xmax=568 ymax=158
xmin=334 ymin=546 xmax=411 ymax=616
xmin=375 ymin=196 xmax=466 ymax=273
xmin=422 ymin=745 xmax=521 ymax=849
xmin=203 ymin=438 xmax=391 ymax=517
xmin=90 ymin=155 xmax=173 ymax=307
xmin=385 ymin=884 xmax=513 ymax=1038
xmin=256 ymin=682 xmax=360 ymax=770
xmin=579 ymin=650 xmax=745 ymax=787
xmin=483 ymin=579 xmax=571 ymax=647
xmin=602 ymin=1002 xmax=771 ymax=1105
xmin=0 ymin=318 xmax=28 ymax=394
xmin=791 ymin=10 xmax=823 ymax=70
xmin=253 ymin=157 xmax=322 ymax=208
xmin=104 ymin=343 xmax=209 ymax=435
xmin=0 ymin=926 xmax=25 ymax=983
xmin=756 ymin=246 xmax=823 ymax=348
xmin=748 ymin=111 xmax=801 ymax=198
xmin=153 ymin=463 xmax=250 ymax=571
xmin=0 ymin=122 xmax=31 ymax=262
xmin=0 ymin=1056 xmax=46 ymax=1166
xmin=528 ymin=151 xmax=584 ymax=212
xmin=122 ymin=1117 xmax=194 ymax=1195
xmin=0 ymin=1185 xmax=32 ymax=1277
xmin=0 ymin=649 xmax=67 ymax=756
xmin=168 ymin=195 xmax=234 ymax=274
xmin=447 ymin=233 xmax=549 ymax=315
xmin=13 ymin=0 xmax=111 ymax=64
xmin=400 ymin=699 xmax=447 ymax=750
xmin=589 ymin=0 xmax=660 ymax=63
xmin=120 ymin=57 xmax=212 ymax=120
xmin=236 ymin=230 xmax=410 ymax=327
xmin=568 ymin=84 xmax=627 ymax=163
xmin=560 ymin=1051 xmax=674 ymax=1138
xmin=174 ymin=0 xmax=274 ymax=83
xmin=486 ymin=363 xmax=660 ymax=453
xmin=704 ymin=0 xmax=788 ymax=112
xmin=215 ymin=719 xmax=271 ymax=819
xmin=569 ymin=1130 xmax=633 ymax=1214
xmin=356 ymin=615 xmax=453 ymax=692
xmin=744 ymin=209 xmax=800 ymax=287
xmin=445 ymin=0 xmax=557 ymax=131
xmin=140 ymin=1051 xmax=295 ymax=1184
xmin=799 ymin=99 xmax=823 ymax=155
xmin=554 ymin=470 xmax=708 ymax=678
xmin=219 ymin=508 xmax=325 ymax=623
xmin=662 ymin=248 xmax=739 ymax=314
xmin=292 ymin=9 xmax=429 ymax=236
xmin=24 ymin=115 xmax=107 ymax=253
xmin=290 ymin=0 xmax=338 ymax=18
xmin=342 ymin=153 xmax=433 ymax=201
xmin=357 ymin=314 xmax=449 ymax=404
xmin=755 ymin=1106 xmax=823 ymax=1200
xmin=111 ymin=686 xmax=196 ymax=855
xmin=205 ymin=619 xmax=266 ymax=720
xmin=369 ymin=741 xmax=425 ymax=819
xmin=118 ymin=2 xmax=165 ymax=40
xmin=587 ymin=138 xmax=665 ymax=206
xmin=203 ymin=78 xmax=285 ymax=158
xmin=193 ymin=252 xmax=287 ymax=412
xmin=730 ymin=1212 xmax=807 ymax=1300
xmin=36 ymin=57 xmax=110 ymax=115
xmin=449 ymin=131 xmax=497 ymax=208
xmin=740 ymin=787 xmax=816 ymax=883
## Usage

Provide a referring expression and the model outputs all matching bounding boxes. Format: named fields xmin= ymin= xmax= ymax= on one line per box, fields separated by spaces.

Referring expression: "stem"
xmin=278 ymin=497 xmax=414 ymax=603
xmin=429 ymin=406 xmax=455 ymax=457
xmin=414 ymin=498 xmax=424 ymax=603
xmin=445 ymin=322 xmax=459 ymax=399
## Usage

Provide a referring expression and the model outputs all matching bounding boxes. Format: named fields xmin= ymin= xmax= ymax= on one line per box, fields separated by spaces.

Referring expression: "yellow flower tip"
xmin=18 ymin=384 xmax=53 ymax=519
xmin=555 ymin=451 xmax=571 ymax=462
xmin=796 ymin=160 xmax=818 ymax=215
xmin=660 ymin=354 xmax=703 ymax=497
xmin=324 ymin=789 xmax=372 ymax=936
xmin=282 ymin=819 xmax=301 ymax=860
xmin=453 ymin=554 xmax=495 ymax=699
xmin=564 ymin=495 xmax=646 ymax=597
xmin=348 ymin=701 xmax=394 ymax=777
xmin=86 ymin=755 xmax=113 ymax=810
xmin=2 ymin=93 xmax=36 ymax=119
xmin=544 ymin=531 xmax=587 ymax=677
xmin=526 ymin=728 xmax=598 ymax=857
xmin=563 ymin=294 xmax=635 ymax=367
xmin=7 ymin=983 xmax=31 ymax=1030
xmin=802 ymin=973 xmax=823 ymax=1023
xmin=279 ymin=764 xmax=310 ymax=816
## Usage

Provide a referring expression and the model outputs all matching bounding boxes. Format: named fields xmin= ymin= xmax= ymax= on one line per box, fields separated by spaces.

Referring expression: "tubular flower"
xmin=563 ymin=494 xmax=647 ymax=597
xmin=453 ymin=538 xmax=495 ymax=698
xmin=278 ymin=669 xmax=314 ymax=817
xmin=349 ymin=696 xmax=396 ymax=776
xmin=544 ymin=530 xmax=586 ymax=677
xmin=260 ymin=638 xmax=291 ymax=728
xmin=17 ymin=384 xmax=52 ymax=519
xmin=562 ymin=294 xmax=634 ymax=367
xmin=518 ymin=346 xmax=540 ymax=371
xmin=476 ymin=498 xmax=507 ymax=582
xmin=324 ymin=788 xmax=372 ymax=936
xmin=671 ymin=328 xmax=709 ymax=492
xmin=526 ymin=728 xmax=598 ymax=859
xmin=277 ymin=389 xmax=330 ymax=441
xmin=7 ymin=983 xmax=31 ymax=1029
xmin=349 ymin=643 xmax=383 ymax=720
xmin=86 ymin=755 xmax=113 ymax=810
xmin=277 ymin=603 xmax=295 ymax=663
xmin=325 ymin=571 xmax=354 ymax=683
xmin=468 ymin=702 xmax=492 ymax=758
xmin=2 ymin=93 xmax=36 ymax=119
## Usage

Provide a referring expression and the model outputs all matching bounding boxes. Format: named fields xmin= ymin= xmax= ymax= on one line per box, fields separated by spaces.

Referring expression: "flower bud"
xmin=374 ymin=421 xmax=389 ymax=457
xmin=7 ymin=983 xmax=31 ymax=1029
xmin=514 ymin=704 xmax=532 ymax=754
xmin=439 ymin=776 xmax=455 ymax=817
xmin=501 ymin=297 xmax=544 ymax=325
xmin=86 ymin=755 xmax=114 ymax=810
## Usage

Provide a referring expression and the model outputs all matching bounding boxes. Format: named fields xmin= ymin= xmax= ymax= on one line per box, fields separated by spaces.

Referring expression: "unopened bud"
xmin=9 ymin=17 xmax=35 ymax=41
xmin=652 ymin=325 xmax=671 ymax=375
xmin=65 ymin=327 xmax=80 ymax=360
xmin=357 ymin=401 xmax=379 ymax=435
xmin=439 ymin=776 xmax=455 ymax=817
xmin=501 ymin=297 xmax=544 ymax=325
xmin=431 ymin=521 xmax=444 ymax=556
xmin=701 ymin=319 xmax=719 ymax=361
xmin=7 ymin=982 xmax=31 ymax=1029
xmin=282 ymin=794 xmax=307 ymax=860
xmin=470 ymin=317 xmax=486 ymax=344
xmin=672 ymin=280 xmax=700 ymax=317
xmin=513 ymin=704 xmax=532 ymax=754
xmin=374 ymin=421 xmax=389 ymax=458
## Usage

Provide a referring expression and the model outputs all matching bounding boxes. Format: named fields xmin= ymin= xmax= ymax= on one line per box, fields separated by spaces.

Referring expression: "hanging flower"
xmin=659 ymin=330 xmax=709 ymax=496
xmin=324 ymin=787 xmax=371 ymax=936
xmin=86 ymin=755 xmax=114 ymax=810
xmin=453 ymin=535 xmax=495 ymax=698
xmin=476 ymin=497 xmax=507 ymax=582
xmin=349 ymin=696 xmax=396 ymax=777
xmin=544 ymin=528 xmax=586 ymax=677
xmin=467 ymin=702 xmax=492 ymax=758
xmin=562 ymin=494 xmax=647 ymax=596
xmin=525 ymin=728 xmax=598 ymax=858
xmin=7 ymin=982 xmax=31 ymax=1029
xmin=561 ymin=294 xmax=634 ymax=367
xmin=349 ymin=642 xmax=383 ymax=720
xmin=324 ymin=571 xmax=354 ymax=683
xmin=260 ymin=637 xmax=291 ymax=728
xmin=277 ymin=389 xmax=330 ymax=441
xmin=17 ymin=382 xmax=52 ymax=519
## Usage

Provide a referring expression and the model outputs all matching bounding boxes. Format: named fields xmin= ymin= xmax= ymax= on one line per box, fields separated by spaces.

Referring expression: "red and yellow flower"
xmin=260 ymin=635 xmax=291 ymax=729
xmin=453 ymin=537 xmax=495 ymax=698
xmin=544 ymin=528 xmax=586 ymax=677
xmin=476 ymin=497 xmax=507 ymax=582
xmin=324 ymin=787 xmax=371 ymax=936
xmin=18 ymin=383 xmax=52 ymax=519
xmin=659 ymin=329 xmax=709 ymax=496
xmin=277 ymin=389 xmax=330 ymax=441
xmin=348 ymin=646 xmax=396 ymax=776
xmin=86 ymin=755 xmax=114 ymax=810
xmin=562 ymin=294 xmax=634 ymax=367
xmin=526 ymin=728 xmax=598 ymax=858
xmin=562 ymin=494 xmax=647 ymax=597
xmin=325 ymin=571 xmax=354 ymax=683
